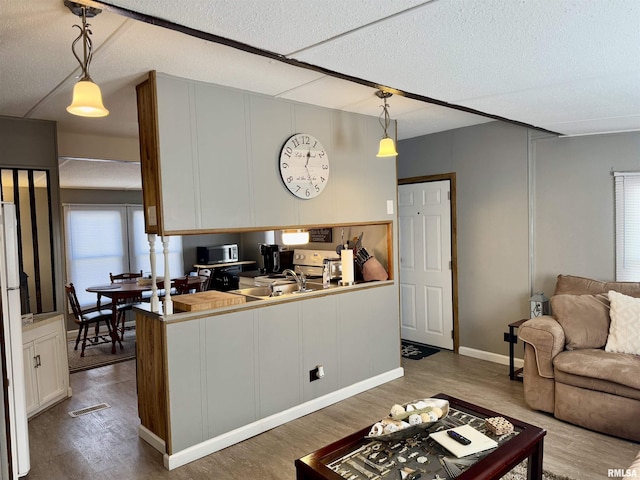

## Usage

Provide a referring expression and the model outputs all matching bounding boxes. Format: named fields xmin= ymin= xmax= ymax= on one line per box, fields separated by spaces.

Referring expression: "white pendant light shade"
xmin=377 ymin=137 xmax=398 ymax=157
xmin=67 ymin=80 xmax=109 ymax=117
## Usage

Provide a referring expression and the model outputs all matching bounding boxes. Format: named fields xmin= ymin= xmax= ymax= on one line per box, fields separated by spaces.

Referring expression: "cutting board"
xmin=172 ymin=290 xmax=246 ymax=312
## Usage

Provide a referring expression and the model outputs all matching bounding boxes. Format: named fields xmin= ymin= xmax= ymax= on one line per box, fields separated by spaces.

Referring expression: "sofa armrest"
xmin=519 ymin=316 xmax=565 ymax=378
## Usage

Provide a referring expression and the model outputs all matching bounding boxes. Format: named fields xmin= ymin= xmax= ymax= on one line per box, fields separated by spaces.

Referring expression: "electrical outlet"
xmin=309 ymin=365 xmax=325 ymax=382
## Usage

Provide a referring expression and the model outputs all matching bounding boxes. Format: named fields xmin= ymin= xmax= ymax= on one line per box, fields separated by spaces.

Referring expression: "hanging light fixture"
xmin=64 ymin=0 xmax=109 ymax=117
xmin=375 ymin=90 xmax=398 ymax=157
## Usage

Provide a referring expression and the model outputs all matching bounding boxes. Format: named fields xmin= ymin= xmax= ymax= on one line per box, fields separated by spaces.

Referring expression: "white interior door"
xmin=399 ymin=180 xmax=453 ymax=349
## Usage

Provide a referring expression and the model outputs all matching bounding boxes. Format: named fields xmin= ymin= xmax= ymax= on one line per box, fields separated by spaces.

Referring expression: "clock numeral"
xmin=286 ymin=176 xmax=293 ymax=183
xmin=313 ymin=140 xmax=318 ymax=148
xmin=282 ymin=162 xmax=289 ymax=169
xmin=301 ymin=135 xmax=310 ymax=145
xmin=295 ymin=185 xmax=301 ymax=192
xmin=305 ymin=188 xmax=311 ymax=197
xmin=292 ymin=138 xmax=300 ymax=148
xmin=283 ymin=147 xmax=292 ymax=159
xmin=315 ymin=185 xmax=320 ymax=192
xmin=322 ymin=164 xmax=328 ymax=170
xmin=319 ymin=150 xmax=325 ymax=158
xmin=320 ymin=176 xmax=326 ymax=183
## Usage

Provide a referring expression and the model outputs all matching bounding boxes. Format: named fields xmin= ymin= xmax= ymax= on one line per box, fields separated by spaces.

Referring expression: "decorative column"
xmin=148 ymin=233 xmax=159 ymax=312
xmin=162 ymin=236 xmax=173 ymax=315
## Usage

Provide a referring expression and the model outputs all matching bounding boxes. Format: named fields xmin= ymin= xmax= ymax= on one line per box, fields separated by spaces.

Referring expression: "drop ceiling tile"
xmin=460 ymin=72 xmax=640 ymax=134
xmin=549 ymin=115 xmax=640 ymax=137
xmin=395 ymin=105 xmax=493 ymax=139
xmin=293 ymin=0 xmax=640 ymax=114
xmin=58 ymin=159 xmax=141 ymax=190
xmin=108 ymin=0 xmax=429 ymax=54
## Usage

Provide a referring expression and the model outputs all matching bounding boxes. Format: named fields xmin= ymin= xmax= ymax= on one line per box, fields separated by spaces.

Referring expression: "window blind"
xmin=64 ymin=204 xmax=183 ymax=306
xmin=614 ymin=172 xmax=640 ymax=281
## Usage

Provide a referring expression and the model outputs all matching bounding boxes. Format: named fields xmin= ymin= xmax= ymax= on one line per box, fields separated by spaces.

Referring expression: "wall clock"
xmin=279 ymin=133 xmax=329 ymax=199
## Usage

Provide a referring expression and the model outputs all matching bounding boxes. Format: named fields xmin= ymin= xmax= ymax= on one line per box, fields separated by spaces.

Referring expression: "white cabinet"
xmin=22 ymin=314 xmax=70 ymax=418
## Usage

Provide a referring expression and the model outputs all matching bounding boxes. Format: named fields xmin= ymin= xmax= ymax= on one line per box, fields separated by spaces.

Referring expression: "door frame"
xmin=398 ymin=173 xmax=459 ymax=352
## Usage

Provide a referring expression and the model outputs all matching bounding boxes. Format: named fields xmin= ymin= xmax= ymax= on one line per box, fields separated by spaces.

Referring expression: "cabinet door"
xmin=22 ymin=343 xmax=38 ymax=415
xmin=34 ymin=332 xmax=66 ymax=406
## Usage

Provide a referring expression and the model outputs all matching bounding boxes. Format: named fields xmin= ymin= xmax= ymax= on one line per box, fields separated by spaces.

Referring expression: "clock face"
xmin=279 ymin=133 xmax=330 ymax=199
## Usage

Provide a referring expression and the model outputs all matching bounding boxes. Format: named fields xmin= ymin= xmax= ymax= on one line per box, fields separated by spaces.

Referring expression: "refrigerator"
xmin=0 ymin=203 xmax=30 ymax=479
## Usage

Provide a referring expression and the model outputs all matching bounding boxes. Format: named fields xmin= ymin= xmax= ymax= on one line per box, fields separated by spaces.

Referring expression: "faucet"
xmin=282 ymin=268 xmax=306 ymax=291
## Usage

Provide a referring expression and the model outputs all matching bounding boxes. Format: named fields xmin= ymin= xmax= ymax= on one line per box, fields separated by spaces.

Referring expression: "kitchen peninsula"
xmin=134 ymin=71 xmax=401 ymax=470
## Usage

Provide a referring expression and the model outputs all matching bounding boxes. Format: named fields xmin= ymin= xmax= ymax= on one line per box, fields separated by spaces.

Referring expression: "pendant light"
xmin=375 ymin=90 xmax=398 ymax=157
xmin=65 ymin=1 xmax=109 ymax=117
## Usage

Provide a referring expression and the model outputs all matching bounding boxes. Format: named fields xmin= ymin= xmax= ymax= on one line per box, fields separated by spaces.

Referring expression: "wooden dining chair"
xmin=109 ymin=271 xmax=143 ymax=283
xmin=66 ymin=283 xmax=120 ymax=357
xmin=109 ymin=271 xmax=144 ymax=339
xmin=173 ymin=276 xmax=191 ymax=295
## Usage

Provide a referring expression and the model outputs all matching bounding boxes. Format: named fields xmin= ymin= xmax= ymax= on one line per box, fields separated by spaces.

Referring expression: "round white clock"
xmin=279 ymin=133 xmax=329 ymax=199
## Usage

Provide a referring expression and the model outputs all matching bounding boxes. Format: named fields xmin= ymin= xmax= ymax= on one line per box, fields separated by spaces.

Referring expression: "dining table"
xmin=86 ymin=276 xmax=208 ymax=353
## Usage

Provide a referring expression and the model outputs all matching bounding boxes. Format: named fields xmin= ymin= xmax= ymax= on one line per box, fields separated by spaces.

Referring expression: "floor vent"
xmin=68 ymin=403 xmax=111 ymax=418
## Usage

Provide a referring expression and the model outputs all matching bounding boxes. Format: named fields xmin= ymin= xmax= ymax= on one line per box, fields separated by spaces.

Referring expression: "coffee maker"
xmin=259 ymin=244 xmax=281 ymax=274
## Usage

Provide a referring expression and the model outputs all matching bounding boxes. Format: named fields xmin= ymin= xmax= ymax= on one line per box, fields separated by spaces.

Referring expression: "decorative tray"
xmin=365 ymin=398 xmax=450 ymax=442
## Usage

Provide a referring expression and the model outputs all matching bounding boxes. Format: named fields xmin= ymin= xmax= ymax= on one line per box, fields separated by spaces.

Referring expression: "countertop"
xmin=134 ymin=279 xmax=394 ymax=323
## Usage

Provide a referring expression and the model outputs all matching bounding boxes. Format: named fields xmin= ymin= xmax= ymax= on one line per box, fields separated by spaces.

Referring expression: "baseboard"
xmin=139 ymin=425 xmax=166 ymax=453
xmin=160 ymin=367 xmax=405 ymax=470
xmin=458 ymin=346 xmax=524 ymax=369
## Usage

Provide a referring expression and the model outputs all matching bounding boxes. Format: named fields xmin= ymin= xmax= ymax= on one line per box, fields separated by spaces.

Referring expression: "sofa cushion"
xmin=605 ymin=290 xmax=640 ymax=355
xmin=551 ymin=294 xmax=610 ymax=350
xmin=553 ymin=349 xmax=640 ymax=391
xmin=554 ymin=274 xmax=640 ymax=297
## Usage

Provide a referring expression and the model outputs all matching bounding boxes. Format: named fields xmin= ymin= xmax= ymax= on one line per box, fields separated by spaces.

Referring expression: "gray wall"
xmin=533 ymin=132 xmax=640 ymax=296
xmin=0 ymin=116 xmax=63 ymax=317
xmin=398 ymin=121 xmax=530 ymax=356
xmin=398 ymin=121 xmax=640 ymax=358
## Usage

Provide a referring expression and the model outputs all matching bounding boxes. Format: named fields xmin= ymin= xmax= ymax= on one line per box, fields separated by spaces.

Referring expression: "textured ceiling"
xmin=1 ymin=0 xmax=639 ymax=189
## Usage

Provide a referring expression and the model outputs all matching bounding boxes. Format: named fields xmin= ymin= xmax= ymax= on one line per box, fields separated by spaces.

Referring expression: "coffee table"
xmin=295 ymin=393 xmax=545 ymax=480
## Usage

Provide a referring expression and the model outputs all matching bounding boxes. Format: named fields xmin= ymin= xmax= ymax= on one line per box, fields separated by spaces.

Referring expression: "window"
xmin=614 ymin=172 xmax=640 ymax=281
xmin=64 ymin=204 xmax=183 ymax=306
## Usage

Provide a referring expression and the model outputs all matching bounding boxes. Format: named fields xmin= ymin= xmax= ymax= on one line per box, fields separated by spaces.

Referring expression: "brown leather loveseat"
xmin=519 ymin=275 xmax=640 ymax=441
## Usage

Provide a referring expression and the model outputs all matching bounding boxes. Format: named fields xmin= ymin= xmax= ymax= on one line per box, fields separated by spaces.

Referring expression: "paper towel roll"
xmin=341 ymin=249 xmax=354 ymax=285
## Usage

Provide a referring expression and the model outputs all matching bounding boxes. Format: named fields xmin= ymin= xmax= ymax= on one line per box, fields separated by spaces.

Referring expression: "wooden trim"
xmin=135 ymin=312 xmax=168 ymax=445
xmin=136 ymin=71 xmax=163 ymax=235
xmin=398 ymin=173 xmax=459 ymax=353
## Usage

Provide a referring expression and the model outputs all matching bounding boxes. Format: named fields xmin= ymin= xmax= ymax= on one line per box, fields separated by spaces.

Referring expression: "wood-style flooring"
xmin=27 ymin=350 xmax=638 ymax=479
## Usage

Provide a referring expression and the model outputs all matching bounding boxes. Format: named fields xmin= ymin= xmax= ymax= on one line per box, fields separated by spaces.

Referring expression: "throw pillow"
xmin=605 ymin=290 xmax=640 ymax=355
xmin=551 ymin=294 xmax=610 ymax=350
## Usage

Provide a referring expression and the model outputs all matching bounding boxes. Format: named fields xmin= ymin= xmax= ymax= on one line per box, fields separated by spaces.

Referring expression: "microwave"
xmin=197 ymin=244 xmax=238 ymax=264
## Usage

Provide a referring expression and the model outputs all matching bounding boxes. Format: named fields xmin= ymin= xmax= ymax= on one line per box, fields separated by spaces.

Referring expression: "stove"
xmin=253 ymin=249 xmax=340 ymax=285
xmin=292 ymin=249 xmax=341 ymax=279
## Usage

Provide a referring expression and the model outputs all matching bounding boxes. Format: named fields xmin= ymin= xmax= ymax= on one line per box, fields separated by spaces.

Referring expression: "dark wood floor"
xmin=26 ymin=350 xmax=638 ymax=479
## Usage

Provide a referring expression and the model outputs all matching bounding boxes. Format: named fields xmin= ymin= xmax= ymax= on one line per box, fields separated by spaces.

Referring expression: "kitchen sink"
xmin=230 ymin=283 xmax=315 ymax=300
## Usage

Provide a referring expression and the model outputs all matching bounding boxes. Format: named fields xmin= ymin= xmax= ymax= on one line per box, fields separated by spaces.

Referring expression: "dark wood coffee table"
xmin=295 ymin=393 xmax=545 ymax=480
